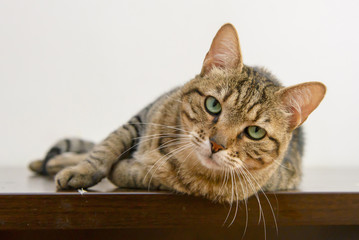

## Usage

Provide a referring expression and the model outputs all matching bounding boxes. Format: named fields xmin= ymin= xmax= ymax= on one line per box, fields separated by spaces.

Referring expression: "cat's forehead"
xmin=199 ymin=69 xmax=282 ymax=124
xmin=205 ymin=74 xmax=278 ymax=105
xmin=201 ymin=66 xmax=280 ymax=90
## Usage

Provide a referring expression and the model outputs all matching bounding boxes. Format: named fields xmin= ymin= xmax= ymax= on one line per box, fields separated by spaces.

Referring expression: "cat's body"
xmin=29 ymin=24 xmax=324 ymax=203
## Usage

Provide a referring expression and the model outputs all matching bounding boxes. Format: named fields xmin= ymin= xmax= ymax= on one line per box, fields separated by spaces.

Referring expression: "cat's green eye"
xmin=246 ymin=126 xmax=266 ymax=140
xmin=205 ymin=96 xmax=222 ymax=115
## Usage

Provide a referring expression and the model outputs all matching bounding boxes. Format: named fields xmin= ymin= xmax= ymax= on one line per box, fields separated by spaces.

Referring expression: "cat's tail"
xmin=29 ymin=138 xmax=95 ymax=175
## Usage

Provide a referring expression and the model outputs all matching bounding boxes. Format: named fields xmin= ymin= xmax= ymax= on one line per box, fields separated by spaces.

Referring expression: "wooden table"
xmin=0 ymin=167 xmax=359 ymax=239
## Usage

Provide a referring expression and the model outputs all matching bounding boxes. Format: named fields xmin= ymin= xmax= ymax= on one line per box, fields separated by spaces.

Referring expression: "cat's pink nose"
xmin=210 ymin=140 xmax=225 ymax=153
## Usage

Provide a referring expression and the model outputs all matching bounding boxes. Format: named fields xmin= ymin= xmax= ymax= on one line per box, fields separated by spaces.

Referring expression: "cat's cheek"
xmin=244 ymin=160 xmax=261 ymax=170
xmin=180 ymin=112 xmax=195 ymax=132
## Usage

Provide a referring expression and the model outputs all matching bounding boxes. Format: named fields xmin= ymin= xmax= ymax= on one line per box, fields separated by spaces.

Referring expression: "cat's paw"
xmin=55 ymin=163 xmax=104 ymax=190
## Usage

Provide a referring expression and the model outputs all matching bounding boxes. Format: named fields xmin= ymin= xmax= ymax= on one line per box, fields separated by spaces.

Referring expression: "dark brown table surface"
xmin=0 ymin=167 xmax=359 ymax=240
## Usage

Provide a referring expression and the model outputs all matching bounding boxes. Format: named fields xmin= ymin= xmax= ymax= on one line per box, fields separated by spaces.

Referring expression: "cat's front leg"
xmin=108 ymin=158 xmax=170 ymax=191
xmin=55 ymin=115 xmax=144 ymax=190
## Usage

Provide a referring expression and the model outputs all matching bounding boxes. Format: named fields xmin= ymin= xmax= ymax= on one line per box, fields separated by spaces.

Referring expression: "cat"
xmin=29 ymin=23 xmax=326 ymax=203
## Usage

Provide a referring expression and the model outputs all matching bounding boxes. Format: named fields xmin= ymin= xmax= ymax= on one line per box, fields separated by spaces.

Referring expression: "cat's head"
xmin=179 ymin=24 xmax=326 ymax=172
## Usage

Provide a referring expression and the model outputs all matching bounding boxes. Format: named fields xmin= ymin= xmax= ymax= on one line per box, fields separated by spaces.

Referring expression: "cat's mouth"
xmin=196 ymin=150 xmax=225 ymax=170
xmin=200 ymin=156 xmax=221 ymax=169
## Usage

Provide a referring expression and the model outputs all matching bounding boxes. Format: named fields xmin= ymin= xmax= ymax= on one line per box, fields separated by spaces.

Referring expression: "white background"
xmin=0 ymin=0 xmax=358 ymax=167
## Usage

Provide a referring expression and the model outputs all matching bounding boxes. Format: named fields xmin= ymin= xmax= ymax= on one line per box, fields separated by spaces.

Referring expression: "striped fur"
xmin=29 ymin=24 xmax=325 ymax=203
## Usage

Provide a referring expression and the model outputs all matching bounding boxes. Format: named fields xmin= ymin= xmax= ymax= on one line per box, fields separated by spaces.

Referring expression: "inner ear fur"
xmin=277 ymin=82 xmax=326 ymax=130
xmin=200 ymin=23 xmax=243 ymax=76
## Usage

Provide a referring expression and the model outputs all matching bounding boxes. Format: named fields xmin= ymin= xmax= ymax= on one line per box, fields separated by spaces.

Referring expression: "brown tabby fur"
xmin=29 ymin=23 xmax=326 ymax=203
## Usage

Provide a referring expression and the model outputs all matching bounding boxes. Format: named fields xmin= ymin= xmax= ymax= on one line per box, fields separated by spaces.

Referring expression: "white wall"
xmin=1 ymin=0 xmax=358 ymax=167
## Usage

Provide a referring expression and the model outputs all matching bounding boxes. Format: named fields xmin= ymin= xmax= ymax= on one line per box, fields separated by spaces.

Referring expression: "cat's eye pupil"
xmin=205 ymin=96 xmax=222 ymax=115
xmin=246 ymin=126 xmax=266 ymax=140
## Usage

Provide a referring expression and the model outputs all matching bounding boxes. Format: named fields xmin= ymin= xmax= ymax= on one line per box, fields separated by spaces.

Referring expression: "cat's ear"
xmin=200 ymin=23 xmax=243 ymax=76
xmin=277 ymin=82 xmax=326 ymax=130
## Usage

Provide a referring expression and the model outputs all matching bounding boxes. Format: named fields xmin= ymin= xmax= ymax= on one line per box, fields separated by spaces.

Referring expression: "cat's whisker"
xmin=234 ymin=170 xmax=249 ymax=239
xmin=222 ymin=158 xmax=237 ymax=168
xmin=134 ymin=136 xmax=190 ymax=142
xmin=238 ymin=168 xmax=264 ymax=225
xmin=147 ymin=142 xmax=190 ymax=158
xmin=148 ymin=143 xmax=194 ymax=188
xmin=134 ymin=133 xmax=190 ymax=140
xmin=138 ymin=136 xmax=193 ymax=155
xmin=239 ymin=169 xmax=267 ymax=240
xmin=136 ymin=136 xmax=191 ymax=147
xmin=146 ymin=141 xmax=193 ymax=177
xmin=145 ymin=143 xmax=194 ymax=189
xmin=136 ymin=122 xmax=192 ymax=134
xmin=217 ymin=167 xmax=228 ymax=199
xmin=242 ymin=166 xmax=273 ymax=211
xmin=223 ymin=170 xmax=235 ymax=227
xmin=113 ymin=133 xmax=191 ymax=163
xmin=272 ymin=160 xmax=291 ymax=171
xmin=143 ymin=143 xmax=188 ymax=185
xmin=241 ymin=166 xmax=278 ymax=239
xmin=180 ymin=145 xmax=197 ymax=166
xmin=144 ymin=138 xmax=189 ymax=155
xmin=228 ymin=169 xmax=239 ymax=227
xmin=213 ymin=166 xmax=227 ymax=202
xmin=113 ymin=134 xmax=161 ymax=161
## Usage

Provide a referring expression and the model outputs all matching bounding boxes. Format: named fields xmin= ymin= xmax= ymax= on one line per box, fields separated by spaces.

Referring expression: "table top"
xmin=0 ymin=166 xmax=359 ymax=231
xmin=0 ymin=166 xmax=358 ymax=194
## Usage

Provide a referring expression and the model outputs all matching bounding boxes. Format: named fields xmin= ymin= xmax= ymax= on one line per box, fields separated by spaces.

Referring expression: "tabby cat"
xmin=29 ymin=23 xmax=326 ymax=203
